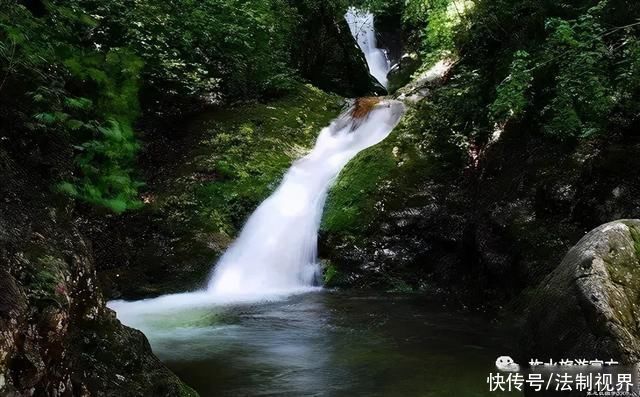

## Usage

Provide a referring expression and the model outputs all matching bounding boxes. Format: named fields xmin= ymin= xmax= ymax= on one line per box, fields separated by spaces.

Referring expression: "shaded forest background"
xmin=1 ymin=0 xmax=640 ymax=395
xmin=2 ymin=0 xmax=638 ymax=215
xmin=2 ymin=0 xmax=640 ymax=301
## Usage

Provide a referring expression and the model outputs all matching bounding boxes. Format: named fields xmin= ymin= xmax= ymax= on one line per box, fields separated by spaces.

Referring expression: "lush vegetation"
xmin=3 ymin=0 xmax=639 ymax=286
xmin=324 ymin=0 xmax=640 ymax=239
xmin=178 ymin=84 xmax=342 ymax=236
xmin=0 ymin=0 xmax=352 ymax=213
xmin=357 ymin=0 xmax=639 ymax=144
xmin=0 ymin=2 xmax=145 ymax=211
xmin=98 ymin=84 xmax=343 ymax=298
xmin=422 ymin=0 xmax=639 ymax=143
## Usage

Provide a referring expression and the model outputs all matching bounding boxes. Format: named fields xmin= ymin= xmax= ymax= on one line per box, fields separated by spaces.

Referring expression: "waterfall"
xmin=109 ymin=101 xmax=405 ymax=321
xmin=207 ymin=100 xmax=405 ymax=297
xmin=110 ymin=8 xmax=404 ymax=315
xmin=345 ymin=7 xmax=391 ymax=88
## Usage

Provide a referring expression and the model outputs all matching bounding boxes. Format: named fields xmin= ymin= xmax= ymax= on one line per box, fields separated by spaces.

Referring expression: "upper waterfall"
xmin=206 ymin=100 xmax=405 ymax=297
xmin=345 ymin=7 xmax=391 ymax=88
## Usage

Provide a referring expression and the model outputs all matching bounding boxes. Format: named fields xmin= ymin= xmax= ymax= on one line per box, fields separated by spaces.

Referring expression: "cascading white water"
xmin=345 ymin=7 xmax=391 ymax=88
xmin=108 ymin=101 xmax=405 ymax=322
xmin=110 ymin=9 xmax=404 ymax=318
xmin=207 ymin=100 xmax=405 ymax=297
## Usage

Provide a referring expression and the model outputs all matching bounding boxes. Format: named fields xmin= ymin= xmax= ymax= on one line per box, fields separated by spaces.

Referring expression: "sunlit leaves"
xmin=490 ymin=50 xmax=533 ymax=123
xmin=71 ymin=0 xmax=298 ymax=101
xmin=1 ymin=3 xmax=144 ymax=212
xmin=64 ymin=97 xmax=93 ymax=110
xmin=543 ymin=13 xmax=613 ymax=138
xmin=386 ymin=0 xmax=640 ymax=154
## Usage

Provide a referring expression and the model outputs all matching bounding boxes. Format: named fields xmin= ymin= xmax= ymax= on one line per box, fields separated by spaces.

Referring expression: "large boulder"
xmin=523 ymin=219 xmax=640 ymax=363
xmin=0 ymin=149 xmax=197 ymax=396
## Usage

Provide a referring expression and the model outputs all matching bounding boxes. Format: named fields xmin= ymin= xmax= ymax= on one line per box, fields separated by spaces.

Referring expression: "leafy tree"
xmin=396 ymin=0 xmax=640 ymax=144
xmin=542 ymin=13 xmax=613 ymax=138
xmin=0 ymin=0 xmax=334 ymax=212
xmin=490 ymin=50 xmax=533 ymax=124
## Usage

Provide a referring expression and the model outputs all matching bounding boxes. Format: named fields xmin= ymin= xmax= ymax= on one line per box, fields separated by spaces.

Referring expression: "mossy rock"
xmin=321 ymin=103 xmax=429 ymax=236
xmin=185 ymin=84 xmax=344 ymax=234
xmin=97 ymin=84 xmax=344 ymax=299
xmin=523 ymin=219 xmax=640 ymax=364
xmin=23 ymin=255 xmax=70 ymax=309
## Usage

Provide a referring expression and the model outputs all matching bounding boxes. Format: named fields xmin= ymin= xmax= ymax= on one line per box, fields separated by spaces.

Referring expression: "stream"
xmin=109 ymin=7 xmax=519 ymax=397
xmin=113 ymin=291 xmax=514 ymax=396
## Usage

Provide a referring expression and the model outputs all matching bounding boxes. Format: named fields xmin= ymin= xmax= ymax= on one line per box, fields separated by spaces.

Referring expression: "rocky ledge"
xmin=0 ymin=150 xmax=197 ymax=396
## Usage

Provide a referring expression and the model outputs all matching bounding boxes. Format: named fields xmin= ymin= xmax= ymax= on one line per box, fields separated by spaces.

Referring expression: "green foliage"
xmin=490 ymin=50 xmax=533 ymax=123
xmin=180 ymin=84 xmax=342 ymax=235
xmin=1 ymin=0 xmax=343 ymax=213
xmin=628 ymin=225 xmax=640 ymax=262
xmin=324 ymin=0 xmax=640 ymax=239
xmin=66 ymin=119 xmax=143 ymax=213
xmin=61 ymin=48 xmax=144 ymax=212
xmin=0 ymin=1 xmax=144 ymax=212
xmin=542 ymin=13 xmax=613 ymax=138
xmin=68 ymin=0 xmax=299 ymax=102
xmin=397 ymin=0 xmax=640 ymax=142
xmin=413 ymin=66 xmax=488 ymax=164
xmin=356 ymin=0 xmax=404 ymax=15
xmin=323 ymin=261 xmax=339 ymax=284
xmin=405 ymin=0 xmax=472 ymax=67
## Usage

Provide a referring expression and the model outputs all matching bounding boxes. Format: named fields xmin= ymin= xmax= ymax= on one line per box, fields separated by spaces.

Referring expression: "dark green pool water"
xmin=138 ymin=291 xmax=517 ymax=396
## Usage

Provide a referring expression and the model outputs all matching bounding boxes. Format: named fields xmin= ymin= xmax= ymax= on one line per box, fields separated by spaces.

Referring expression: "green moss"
xmin=179 ymin=383 xmax=199 ymax=397
xmin=323 ymin=261 xmax=339 ymax=285
xmin=322 ymin=144 xmax=397 ymax=233
xmin=24 ymin=255 xmax=69 ymax=308
xmin=322 ymin=105 xmax=428 ymax=235
xmin=628 ymin=225 xmax=640 ymax=262
xmin=160 ymin=83 xmax=343 ymax=237
xmin=602 ymin=223 xmax=640 ymax=331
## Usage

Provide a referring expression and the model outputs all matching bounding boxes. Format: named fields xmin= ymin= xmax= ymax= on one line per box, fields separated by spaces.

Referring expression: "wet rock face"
xmin=0 ymin=150 xmax=196 ymax=396
xmin=290 ymin=1 xmax=385 ymax=97
xmin=387 ymin=53 xmax=421 ymax=94
xmin=321 ymin=88 xmax=640 ymax=305
xmin=523 ymin=220 xmax=640 ymax=364
xmin=373 ymin=12 xmax=404 ymax=66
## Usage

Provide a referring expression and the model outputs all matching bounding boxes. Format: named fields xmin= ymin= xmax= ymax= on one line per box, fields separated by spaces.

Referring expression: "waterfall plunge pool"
xmin=113 ymin=290 xmax=518 ymax=396
xmin=107 ymin=7 xmax=519 ymax=396
xmin=107 ymin=100 xmax=517 ymax=395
